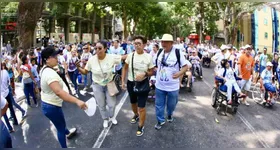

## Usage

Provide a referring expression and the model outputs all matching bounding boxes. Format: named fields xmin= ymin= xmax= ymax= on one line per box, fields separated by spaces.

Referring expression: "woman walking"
xmin=40 ymin=46 xmax=87 ymax=148
xmin=76 ymin=41 xmax=126 ymax=128
xmin=122 ymin=35 xmax=154 ymax=136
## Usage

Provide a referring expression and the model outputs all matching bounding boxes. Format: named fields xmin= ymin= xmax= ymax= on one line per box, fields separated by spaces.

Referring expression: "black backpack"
xmin=155 ymin=48 xmax=181 ymax=70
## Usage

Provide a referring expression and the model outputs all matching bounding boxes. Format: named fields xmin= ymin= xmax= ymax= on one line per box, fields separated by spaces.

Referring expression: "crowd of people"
xmin=1 ymin=32 xmax=278 ymax=148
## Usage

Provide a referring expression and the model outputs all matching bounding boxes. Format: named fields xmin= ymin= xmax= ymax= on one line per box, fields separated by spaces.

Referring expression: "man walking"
xmin=238 ymin=44 xmax=254 ymax=106
xmin=154 ymin=34 xmax=190 ymax=130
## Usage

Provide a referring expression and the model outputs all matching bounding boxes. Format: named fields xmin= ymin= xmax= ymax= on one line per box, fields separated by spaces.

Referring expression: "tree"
xmin=216 ymin=2 xmax=264 ymax=44
xmin=17 ymin=2 xmax=44 ymax=51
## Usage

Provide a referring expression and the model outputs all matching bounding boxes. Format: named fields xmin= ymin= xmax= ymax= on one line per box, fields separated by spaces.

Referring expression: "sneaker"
xmin=167 ymin=116 xmax=174 ymax=123
xmin=103 ymin=120 xmax=109 ymax=128
xmin=66 ymin=128 xmax=77 ymax=139
xmin=22 ymin=111 xmax=27 ymax=118
xmin=136 ymin=126 xmax=144 ymax=137
xmin=200 ymin=76 xmax=203 ymax=79
xmin=244 ymin=101 xmax=250 ymax=106
xmin=110 ymin=117 xmax=118 ymax=125
xmin=35 ymin=103 xmax=39 ymax=107
xmin=154 ymin=121 xmax=165 ymax=130
xmin=130 ymin=115 xmax=139 ymax=124
xmin=83 ymin=87 xmax=88 ymax=91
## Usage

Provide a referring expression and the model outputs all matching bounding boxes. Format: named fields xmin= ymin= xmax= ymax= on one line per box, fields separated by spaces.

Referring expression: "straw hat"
xmin=161 ymin=34 xmax=173 ymax=42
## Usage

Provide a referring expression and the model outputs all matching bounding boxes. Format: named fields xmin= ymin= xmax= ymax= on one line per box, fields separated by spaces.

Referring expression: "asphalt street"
xmin=4 ymin=62 xmax=280 ymax=148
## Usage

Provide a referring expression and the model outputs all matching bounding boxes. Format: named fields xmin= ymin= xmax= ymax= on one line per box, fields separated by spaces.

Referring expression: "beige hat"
xmin=161 ymin=34 xmax=173 ymax=41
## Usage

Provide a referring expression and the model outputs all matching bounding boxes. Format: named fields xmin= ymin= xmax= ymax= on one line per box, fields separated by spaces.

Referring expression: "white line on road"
xmin=92 ymin=91 xmax=129 ymax=148
xmin=202 ymin=79 xmax=270 ymax=148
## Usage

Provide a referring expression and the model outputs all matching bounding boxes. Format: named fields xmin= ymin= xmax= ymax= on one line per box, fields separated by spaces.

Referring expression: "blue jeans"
xmin=24 ymin=82 xmax=37 ymax=106
xmin=69 ymin=69 xmax=78 ymax=91
xmin=0 ymin=120 xmax=12 ymax=148
xmin=9 ymin=86 xmax=25 ymax=116
xmin=41 ymin=101 xmax=70 ymax=148
xmin=155 ymin=88 xmax=179 ymax=123
xmin=3 ymin=114 xmax=13 ymax=131
xmin=83 ymin=72 xmax=92 ymax=87
xmin=5 ymin=91 xmax=18 ymax=125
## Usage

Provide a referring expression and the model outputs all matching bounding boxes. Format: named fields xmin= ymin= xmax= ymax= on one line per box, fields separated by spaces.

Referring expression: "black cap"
xmin=41 ymin=46 xmax=60 ymax=61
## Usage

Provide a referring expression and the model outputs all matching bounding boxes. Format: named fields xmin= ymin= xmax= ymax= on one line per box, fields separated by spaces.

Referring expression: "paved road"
xmin=5 ymin=62 xmax=280 ymax=148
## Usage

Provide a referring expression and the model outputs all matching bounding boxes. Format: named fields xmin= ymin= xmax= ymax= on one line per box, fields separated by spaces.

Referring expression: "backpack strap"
xmin=155 ymin=48 xmax=163 ymax=68
xmin=223 ymin=68 xmax=227 ymax=78
xmin=175 ymin=48 xmax=181 ymax=69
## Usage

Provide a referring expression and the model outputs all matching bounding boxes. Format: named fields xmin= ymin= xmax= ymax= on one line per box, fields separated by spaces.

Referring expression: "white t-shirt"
xmin=67 ymin=56 xmax=78 ymax=72
xmin=155 ymin=47 xmax=190 ymax=91
xmin=81 ymin=52 xmax=93 ymax=67
xmin=1 ymin=70 xmax=10 ymax=97
xmin=58 ymin=55 xmax=66 ymax=66
xmin=212 ymin=52 xmax=226 ymax=72
xmin=174 ymin=44 xmax=185 ymax=52
xmin=85 ymin=54 xmax=122 ymax=86
xmin=40 ymin=67 xmax=66 ymax=107
xmin=189 ymin=56 xmax=200 ymax=64
xmin=125 ymin=52 xmax=155 ymax=81
xmin=218 ymin=67 xmax=236 ymax=82
xmin=1 ymin=95 xmax=7 ymax=109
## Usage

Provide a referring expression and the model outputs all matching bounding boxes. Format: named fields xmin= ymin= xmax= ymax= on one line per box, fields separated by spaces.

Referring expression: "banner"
xmin=82 ymin=33 xmax=92 ymax=43
xmin=69 ymin=33 xmax=80 ymax=44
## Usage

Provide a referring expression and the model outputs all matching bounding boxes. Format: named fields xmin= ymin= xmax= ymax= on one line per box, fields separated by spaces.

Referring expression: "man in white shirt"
xmin=154 ymin=34 xmax=191 ymax=130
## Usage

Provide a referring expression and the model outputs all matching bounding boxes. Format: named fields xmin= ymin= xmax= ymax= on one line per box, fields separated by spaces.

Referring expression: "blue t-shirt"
xmin=261 ymin=69 xmax=273 ymax=84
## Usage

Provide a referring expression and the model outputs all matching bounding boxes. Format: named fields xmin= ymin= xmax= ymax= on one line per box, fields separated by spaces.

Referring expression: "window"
xmin=265 ymin=32 xmax=268 ymax=39
xmin=264 ymin=18 xmax=268 ymax=25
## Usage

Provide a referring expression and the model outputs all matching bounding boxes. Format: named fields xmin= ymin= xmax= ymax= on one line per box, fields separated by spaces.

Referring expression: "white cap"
xmin=266 ymin=62 xmax=273 ymax=67
xmin=244 ymin=44 xmax=251 ymax=49
xmin=220 ymin=44 xmax=230 ymax=51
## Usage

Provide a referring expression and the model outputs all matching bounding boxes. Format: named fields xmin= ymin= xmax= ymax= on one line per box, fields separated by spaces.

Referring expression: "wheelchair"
xmin=181 ymin=72 xmax=193 ymax=92
xmin=191 ymin=63 xmax=202 ymax=79
xmin=211 ymin=76 xmax=242 ymax=115
xmin=202 ymin=56 xmax=211 ymax=68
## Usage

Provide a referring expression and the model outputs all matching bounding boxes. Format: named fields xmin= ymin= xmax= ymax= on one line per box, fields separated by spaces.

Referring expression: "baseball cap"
xmin=266 ymin=62 xmax=273 ymax=67
xmin=41 ymin=46 xmax=60 ymax=61
xmin=244 ymin=44 xmax=251 ymax=49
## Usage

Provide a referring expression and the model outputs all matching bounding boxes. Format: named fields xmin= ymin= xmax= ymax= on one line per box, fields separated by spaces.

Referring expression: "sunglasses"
xmin=96 ymin=47 xmax=103 ymax=50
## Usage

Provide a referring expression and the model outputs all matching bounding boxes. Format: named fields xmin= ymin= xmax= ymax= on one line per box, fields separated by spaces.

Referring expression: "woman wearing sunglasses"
xmin=76 ymin=41 xmax=127 ymax=128
xmin=122 ymin=35 xmax=155 ymax=136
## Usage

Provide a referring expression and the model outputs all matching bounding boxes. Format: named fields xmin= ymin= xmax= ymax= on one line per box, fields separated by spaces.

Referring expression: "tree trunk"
xmin=92 ymin=11 xmax=96 ymax=43
xmin=132 ymin=17 xmax=139 ymax=36
xmin=199 ymin=2 xmax=205 ymax=43
xmin=17 ymin=2 xmax=44 ymax=51
xmin=122 ymin=6 xmax=128 ymax=40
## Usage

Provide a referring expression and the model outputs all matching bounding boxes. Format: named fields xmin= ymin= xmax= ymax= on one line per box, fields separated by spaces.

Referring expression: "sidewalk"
xmin=14 ymin=82 xmax=26 ymax=102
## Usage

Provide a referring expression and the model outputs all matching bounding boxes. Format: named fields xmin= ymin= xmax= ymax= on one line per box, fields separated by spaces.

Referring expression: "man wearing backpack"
xmin=154 ymin=34 xmax=191 ymax=130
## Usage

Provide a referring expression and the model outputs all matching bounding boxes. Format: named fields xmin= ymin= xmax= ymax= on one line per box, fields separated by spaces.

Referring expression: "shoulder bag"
xmin=97 ymin=59 xmax=119 ymax=96
xmin=131 ymin=53 xmax=150 ymax=93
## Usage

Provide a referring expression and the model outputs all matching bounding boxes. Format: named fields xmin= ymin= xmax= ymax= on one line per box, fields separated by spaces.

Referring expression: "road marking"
xmin=202 ymin=79 xmax=270 ymax=148
xmin=92 ymin=91 xmax=129 ymax=148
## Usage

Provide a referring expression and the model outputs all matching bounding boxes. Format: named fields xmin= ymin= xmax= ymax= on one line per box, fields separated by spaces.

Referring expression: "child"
xmin=189 ymin=51 xmax=202 ymax=78
xmin=218 ymin=59 xmax=246 ymax=104
xmin=30 ymin=58 xmax=40 ymax=91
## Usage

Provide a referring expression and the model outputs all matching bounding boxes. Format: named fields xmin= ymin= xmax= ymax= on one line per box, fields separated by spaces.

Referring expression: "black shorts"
xmin=127 ymin=80 xmax=149 ymax=108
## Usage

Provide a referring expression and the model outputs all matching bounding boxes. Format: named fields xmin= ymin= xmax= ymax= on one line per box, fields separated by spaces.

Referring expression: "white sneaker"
xmin=83 ymin=87 xmax=88 ymax=91
xmin=66 ymin=128 xmax=77 ymax=139
xmin=103 ymin=120 xmax=109 ymax=128
xmin=111 ymin=118 xmax=118 ymax=125
xmin=244 ymin=101 xmax=250 ymax=106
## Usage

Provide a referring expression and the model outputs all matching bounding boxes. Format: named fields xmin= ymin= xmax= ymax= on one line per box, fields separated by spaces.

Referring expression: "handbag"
xmin=97 ymin=59 xmax=119 ymax=96
xmin=131 ymin=53 xmax=150 ymax=93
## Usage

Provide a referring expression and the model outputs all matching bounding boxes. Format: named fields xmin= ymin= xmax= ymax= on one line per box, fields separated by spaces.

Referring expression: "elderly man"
xmin=238 ymin=44 xmax=254 ymax=106
xmin=154 ymin=34 xmax=191 ymax=130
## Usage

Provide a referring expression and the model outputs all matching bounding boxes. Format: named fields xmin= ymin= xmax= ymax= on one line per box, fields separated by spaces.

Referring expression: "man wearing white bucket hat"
xmin=238 ymin=44 xmax=254 ymax=106
xmin=154 ymin=34 xmax=191 ymax=130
